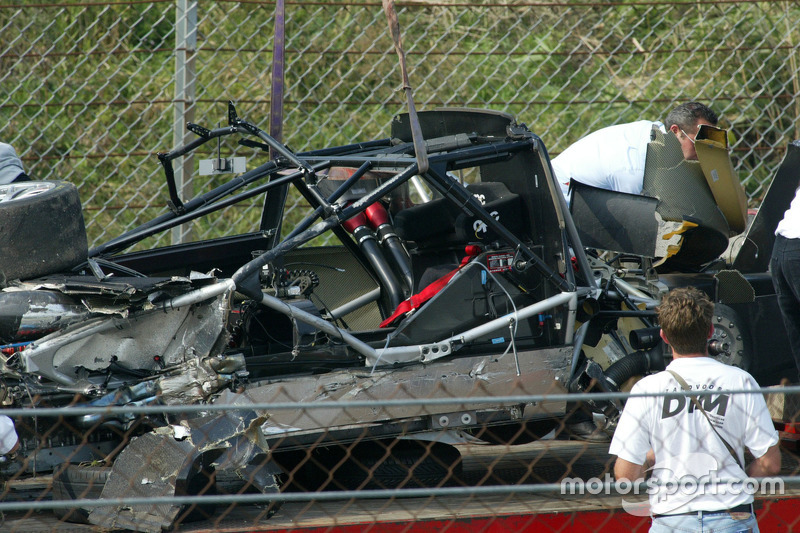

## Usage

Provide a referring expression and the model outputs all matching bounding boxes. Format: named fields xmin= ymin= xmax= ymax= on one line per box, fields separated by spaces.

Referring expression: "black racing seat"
xmin=394 ymin=181 xmax=524 ymax=247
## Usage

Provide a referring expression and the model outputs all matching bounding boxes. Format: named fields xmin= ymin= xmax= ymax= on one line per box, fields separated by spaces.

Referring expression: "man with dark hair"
xmin=552 ymin=102 xmax=718 ymax=200
xmin=609 ymin=287 xmax=780 ymax=532
xmin=557 ymin=103 xmax=720 ymax=440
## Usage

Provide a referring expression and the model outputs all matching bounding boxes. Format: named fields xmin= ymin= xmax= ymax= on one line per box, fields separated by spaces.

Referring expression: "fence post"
xmin=172 ymin=0 xmax=198 ymax=244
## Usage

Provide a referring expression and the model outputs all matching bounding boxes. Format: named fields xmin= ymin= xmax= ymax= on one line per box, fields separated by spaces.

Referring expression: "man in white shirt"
xmin=557 ymin=103 xmax=717 ymax=441
xmin=0 ymin=142 xmax=28 ymax=184
xmin=772 ymin=191 xmax=800 ymax=382
xmin=0 ymin=415 xmax=18 ymax=456
xmin=609 ymin=287 xmax=780 ymax=532
xmin=552 ymin=102 xmax=718 ymax=200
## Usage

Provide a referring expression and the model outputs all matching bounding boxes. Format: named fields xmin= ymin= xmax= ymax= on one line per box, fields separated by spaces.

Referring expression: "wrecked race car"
xmin=0 ymin=106 xmax=797 ymax=530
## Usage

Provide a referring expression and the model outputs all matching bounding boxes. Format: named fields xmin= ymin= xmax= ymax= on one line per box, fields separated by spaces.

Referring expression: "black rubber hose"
xmin=629 ymin=327 xmax=662 ymax=350
xmin=365 ymin=202 xmax=414 ymax=295
xmin=604 ymin=347 xmax=666 ymax=390
xmin=348 ymin=225 xmax=405 ymax=311
xmin=374 ymin=224 xmax=414 ymax=295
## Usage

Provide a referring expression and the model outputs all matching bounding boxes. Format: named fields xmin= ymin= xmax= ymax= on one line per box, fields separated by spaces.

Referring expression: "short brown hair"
xmin=656 ymin=287 xmax=714 ymax=355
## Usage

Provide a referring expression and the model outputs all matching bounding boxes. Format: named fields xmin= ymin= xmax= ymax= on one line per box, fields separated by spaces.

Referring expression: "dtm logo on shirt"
xmin=661 ymin=388 xmax=729 ymax=420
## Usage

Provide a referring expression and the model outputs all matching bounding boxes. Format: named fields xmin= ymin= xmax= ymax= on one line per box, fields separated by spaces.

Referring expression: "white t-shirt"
xmin=0 ymin=142 xmax=25 ymax=185
xmin=551 ymin=120 xmax=665 ymax=200
xmin=775 ymin=187 xmax=800 ymax=239
xmin=609 ymin=357 xmax=778 ymax=515
xmin=0 ymin=415 xmax=17 ymax=455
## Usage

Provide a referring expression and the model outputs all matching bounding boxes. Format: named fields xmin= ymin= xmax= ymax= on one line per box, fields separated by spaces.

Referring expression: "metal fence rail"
xmin=0 ymin=388 xmax=799 ymax=532
xmin=2 ymin=1 xmax=798 ymax=249
xmin=3 ymin=5 xmax=800 ymax=529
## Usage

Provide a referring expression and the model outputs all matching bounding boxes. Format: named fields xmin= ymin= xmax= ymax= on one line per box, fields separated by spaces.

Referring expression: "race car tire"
xmin=51 ymin=462 xmax=217 ymax=525
xmin=333 ymin=440 xmax=462 ymax=490
xmin=280 ymin=440 xmax=463 ymax=491
xmin=176 ymin=462 xmax=218 ymax=523
xmin=51 ymin=464 xmax=110 ymax=524
xmin=0 ymin=181 xmax=87 ymax=284
xmin=472 ymin=419 xmax=559 ymax=446
xmin=327 ymin=440 xmax=463 ymax=490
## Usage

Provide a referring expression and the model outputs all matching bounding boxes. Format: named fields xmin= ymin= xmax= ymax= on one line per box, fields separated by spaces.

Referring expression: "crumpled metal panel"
xmin=157 ymin=352 xmax=246 ymax=405
xmin=217 ymin=346 xmax=572 ymax=441
xmin=89 ymin=410 xmax=279 ymax=532
xmin=9 ymin=275 xmax=194 ymax=309
xmin=89 ymin=430 xmax=194 ymax=532
xmin=0 ymin=289 xmax=91 ymax=344
xmin=42 ymin=292 xmax=228 ymax=377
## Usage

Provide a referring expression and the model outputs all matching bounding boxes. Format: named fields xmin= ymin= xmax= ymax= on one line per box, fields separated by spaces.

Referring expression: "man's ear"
xmin=659 ymin=329 xmax=670 ymax=345
xmin=669 ymin=124 xmax=681 ymax=136
xmin=708 ymin=323 xmax=714 ymax=339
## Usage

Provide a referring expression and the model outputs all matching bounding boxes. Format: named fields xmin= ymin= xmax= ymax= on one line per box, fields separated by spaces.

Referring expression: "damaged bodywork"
xmin=0 ymin=106 xmax=797 ymax=530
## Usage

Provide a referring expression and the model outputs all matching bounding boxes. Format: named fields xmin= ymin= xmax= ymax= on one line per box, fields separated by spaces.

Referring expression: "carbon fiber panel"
xmin=285 ymin=245 xmax=382 ymax=330
xmin=733 ymin=140 xmax=800 ymax=273
xmin=643 ymin=128 xmax=730 ymax=268
xmin=570 ymin=180 xmax=658 ymax=257
xmin=642 ymin=128 xmax=729 ymax=234
xmin=715 ymin=269 xmax=755 ymax=304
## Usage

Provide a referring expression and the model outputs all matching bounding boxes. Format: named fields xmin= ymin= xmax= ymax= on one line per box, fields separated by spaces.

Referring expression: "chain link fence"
xmin=1 ymin=389 xmax=800 ymax=532
xmin=2 ymin=0 xmax=799 ymax=249
xmin=3 ymin=2 xmax=800 ymax=531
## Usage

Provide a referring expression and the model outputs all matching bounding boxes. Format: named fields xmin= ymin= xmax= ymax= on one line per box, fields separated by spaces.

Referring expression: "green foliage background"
xmin=2 ymin=1 xmax=798 ymax=249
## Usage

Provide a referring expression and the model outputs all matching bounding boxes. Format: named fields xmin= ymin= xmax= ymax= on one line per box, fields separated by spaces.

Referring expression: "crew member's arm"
xmin=645 ymin=449 xmax=655 ymax=470
xmin=614 ymin=457 xmax=646 ymax=481
xmin=746 ymin=444 xmax=781 ymax=477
